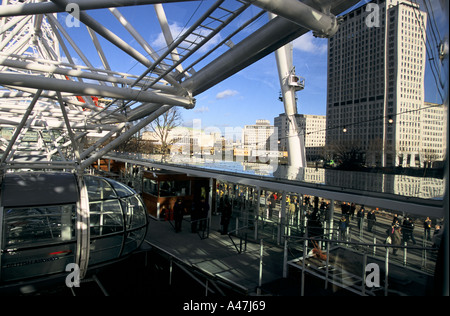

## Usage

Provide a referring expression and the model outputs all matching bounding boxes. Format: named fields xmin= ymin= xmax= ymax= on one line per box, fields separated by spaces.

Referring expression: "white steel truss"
xmin=0 ymin=0 xmax=361 ymax=175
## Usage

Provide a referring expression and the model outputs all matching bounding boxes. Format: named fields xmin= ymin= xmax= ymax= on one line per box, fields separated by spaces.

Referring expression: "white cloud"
xmin=194 ymin=106 xmax=209 ymax=113
xmin=216 ymin=89 xmax=239 ymax=99
xmin=293 ymin=32 xmax=327 ymax=54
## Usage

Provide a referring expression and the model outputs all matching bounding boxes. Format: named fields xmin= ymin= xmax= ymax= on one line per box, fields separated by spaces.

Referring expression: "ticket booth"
xmin=141 ymin=170 xmax=212 ymax=220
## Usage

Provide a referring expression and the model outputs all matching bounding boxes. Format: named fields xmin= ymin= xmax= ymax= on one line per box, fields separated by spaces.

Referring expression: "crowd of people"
xmin=167 ymin=189 xmax=444 ymax=253
xmin=263 ymin=193 xmax=444 ymax=250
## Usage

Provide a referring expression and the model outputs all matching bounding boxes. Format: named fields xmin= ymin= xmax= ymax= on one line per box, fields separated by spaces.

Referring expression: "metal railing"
xmin=282 ymin=229 xmax=438 ymax=296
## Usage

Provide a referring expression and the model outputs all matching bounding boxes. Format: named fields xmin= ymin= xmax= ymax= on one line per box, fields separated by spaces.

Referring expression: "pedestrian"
xmin=432 ymin=225 xmax=443 ymax=248
xmin=304 ymin=195 xmax=310 ymax=207
xmin=402 ymin=217 xmax=416 ymax=245
xmin=424 ymin=217 xmax=432 ymax=240
xmin=356 ymin=205 xmax=365 ymax=230
xmin=367 ymin=209 xmax=377 ymax=232
xmin=385 ymin=224 xmax=395 ymax=244
xmin=197 ymin=197 xmax=209 ymax=232
xmin=173 ymin=198 xmax=185 ymax=233
xmin=268 ymin=193 xmax=275 ymax=218
xmin=391 ymin=224 xmax=402 ymax=255
xmin=221 ymin=197 xmax=232 ymax=235
xmin=339 ymin=216 xmax=348 ymax=241
xmin=392 ymin=214 xmax=400 ymax=226
xmin=350 ymin=203 xmax=356 ymax=220
xmin=289 ymin=199 xmax=296 ymax=222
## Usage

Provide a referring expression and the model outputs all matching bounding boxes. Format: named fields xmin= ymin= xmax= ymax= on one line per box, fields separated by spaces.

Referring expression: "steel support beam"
xmin=244 ymin=0 xmax=340 ymax=37
xmin=0 ymin=73 xmax=195 ymax=108
xmin=182 ymin=0 xmax=360 ymax=96
xmin=0 ymin=89 xmax=42 ymax=166
xmin=50 ymin=0 xmax=153 ymax=69
xmin=182 ymin=16 xmax=307 ymax=96
xmin=0 ymin=57 xmax=178 ymax=94
xmin=0 ymin=0 xmax=198 ymax=17
xmin=80 ymin=104 xmax=174 ymax=169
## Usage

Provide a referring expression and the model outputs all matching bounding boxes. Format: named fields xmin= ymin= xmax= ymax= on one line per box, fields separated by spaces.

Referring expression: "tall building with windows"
xmin=242 ymin=119 xmax=276 ymax=151
xmin=420 ymin=102 xmax=447 ymax=165
xmin=326 ymin=0 xmax=430 ymax=167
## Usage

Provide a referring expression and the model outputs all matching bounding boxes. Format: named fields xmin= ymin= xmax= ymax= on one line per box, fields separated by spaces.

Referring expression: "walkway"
xmin=142 ymin=214 xmax=286 ymax=295
xmin=141 ymin=202 xmax=440 ymax=296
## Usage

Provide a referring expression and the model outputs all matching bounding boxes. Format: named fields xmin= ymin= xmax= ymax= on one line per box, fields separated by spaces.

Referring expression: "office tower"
xmin=242 ymin=120 xmax=275 ymax=151
xmin=326 ymin=0 xmax=429 ymax=167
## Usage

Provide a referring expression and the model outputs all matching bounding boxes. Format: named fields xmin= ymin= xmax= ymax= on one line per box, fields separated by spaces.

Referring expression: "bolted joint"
xmin=245 ymin=0 xmax=340 ymax=38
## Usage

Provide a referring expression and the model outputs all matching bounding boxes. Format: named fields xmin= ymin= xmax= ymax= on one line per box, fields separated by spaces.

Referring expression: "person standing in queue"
xmin=221 ymin=197 xmax=232 ymax=235
xmin=173 ymin=198 xmax=185 ymax=233
xmin=198 ymin=197 xmax=210 ymax=232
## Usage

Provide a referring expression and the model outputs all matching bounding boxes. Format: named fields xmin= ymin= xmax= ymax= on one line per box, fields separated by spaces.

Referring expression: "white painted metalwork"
xmin=0 ymin=0 xmax=361 ymax=175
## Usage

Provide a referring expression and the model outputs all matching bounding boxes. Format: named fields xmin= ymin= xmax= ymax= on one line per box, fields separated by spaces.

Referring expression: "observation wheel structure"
xmin=0 ymin=0 xmax=360 ymax=174
xmin=0 ymin=0 xmax=365 ymax=291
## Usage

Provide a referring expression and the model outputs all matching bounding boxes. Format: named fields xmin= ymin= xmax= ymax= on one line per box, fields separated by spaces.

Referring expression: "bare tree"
xmin=325 ymin=139 xmax=366 ymax=170
xmin=148 ymin=107 xmax=182 ymax=154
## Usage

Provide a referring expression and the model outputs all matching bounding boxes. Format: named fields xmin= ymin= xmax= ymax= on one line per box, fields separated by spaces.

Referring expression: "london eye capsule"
xmin=0 ymin=172 xmax=148 ymax=291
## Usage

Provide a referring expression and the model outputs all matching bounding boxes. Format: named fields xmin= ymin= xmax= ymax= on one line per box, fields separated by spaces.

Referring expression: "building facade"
xmin=242 ymin=119 xmax=276 ymax=152
xmin=274 ymin=113 xmax=326 ymax=161
xmin=420 ymin=102 xmax=447 ymax=166
xmin=325 ymin=0 xmax=438 ymax=167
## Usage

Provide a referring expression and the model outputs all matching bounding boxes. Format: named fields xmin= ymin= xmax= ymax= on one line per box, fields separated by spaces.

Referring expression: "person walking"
xmin=424 ymin=217 xmax=432 ymax=241
xmin=356 ymin=205 xmax=365 ymax=230
xmin=367 ymin=209 xmax=377 ymax=232
xmin=402 ymin=217 xmax=416 ymax=245
xmin=391 ymin=224 xmax=402 ymax=256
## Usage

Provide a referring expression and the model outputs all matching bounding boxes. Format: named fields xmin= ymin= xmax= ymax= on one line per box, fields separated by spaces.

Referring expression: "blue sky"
xmin=149 ymin=0 xmax=448 ymax=133
xmin=183 ymin=32 xmax=329 ymax=131
xmin=60 ymin=0 xmax=448 ymax=134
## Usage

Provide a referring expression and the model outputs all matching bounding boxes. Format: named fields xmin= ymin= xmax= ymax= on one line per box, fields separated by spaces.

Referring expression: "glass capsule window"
xmin=84 ymin=176 xmax=147 ymax=237
xmin=1 ymin=173 xmax=147 ymax=284
xmin=3 ymin=204 xmax=76 ymax=248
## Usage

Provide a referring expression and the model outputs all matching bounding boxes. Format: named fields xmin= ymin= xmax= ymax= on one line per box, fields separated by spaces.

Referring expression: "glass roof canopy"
xmin=107 ymin=152 xmax=445 ymax=218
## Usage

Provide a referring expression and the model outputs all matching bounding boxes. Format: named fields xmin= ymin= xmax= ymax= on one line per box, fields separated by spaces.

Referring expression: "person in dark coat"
xmin=356 ymin=205 xmax=365 ymax=230
xmin=339 ymin=216 xmax=348 ymax=241
xmin=367 ymin=209 xmax=377 ymax=232
xmin=197 ymin=197 xmax=210 ymax=232
xmin=402 ymin=217 xmax=416 ymax=245
xmin=221 ymin=197 xmax=232 ymax=235
xmin=173 ymin=198 xmax=185 ymax=233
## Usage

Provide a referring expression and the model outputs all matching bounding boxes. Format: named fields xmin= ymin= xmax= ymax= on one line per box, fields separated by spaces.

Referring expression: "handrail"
xmin=227 ymin=225 xmax=254 ymax=254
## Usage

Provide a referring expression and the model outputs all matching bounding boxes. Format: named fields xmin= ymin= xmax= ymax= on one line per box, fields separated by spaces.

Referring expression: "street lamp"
xmin=388 ymin=116 xmax=394 ymax=125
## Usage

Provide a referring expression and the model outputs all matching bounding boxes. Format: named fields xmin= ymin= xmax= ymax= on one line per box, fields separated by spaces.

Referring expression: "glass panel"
xmin=122 ymin=195 xmax=147 ymax=230
xmin=3 ymin=204 xmax=76 ymax=247
xmin=142 ymin=178 xmax=158 ymax=196
xmin=89 ymin=200 xmax=124 ymax=236
xmin=159 ymin=180 xmax=190 ymax=197
xmin=85 ymin=176 xmax=117 ymax=201
xmin=109 ymin=179 xmax=136 ymax=197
